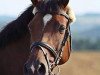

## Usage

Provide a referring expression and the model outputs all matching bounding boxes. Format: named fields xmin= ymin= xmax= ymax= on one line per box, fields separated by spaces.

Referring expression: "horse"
xmin=0 ymin=0 xmax=75 ymax=75
xmin=24 ymin=0 xmax=75 ymax=75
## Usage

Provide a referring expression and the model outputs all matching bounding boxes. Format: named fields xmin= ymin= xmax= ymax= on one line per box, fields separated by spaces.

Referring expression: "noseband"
xmin=24 ymin=9 xmax=71 ymax=75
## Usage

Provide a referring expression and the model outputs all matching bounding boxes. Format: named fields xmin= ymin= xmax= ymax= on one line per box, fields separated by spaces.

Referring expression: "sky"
xmin=0 ymin=0 xmax=100 ymax=16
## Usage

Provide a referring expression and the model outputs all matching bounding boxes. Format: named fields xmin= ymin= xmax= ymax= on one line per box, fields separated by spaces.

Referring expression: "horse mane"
xmin=66 ymin=4 xmax=76 ymax=23
xmin=0 ymin=5 xmax=34 ymax=48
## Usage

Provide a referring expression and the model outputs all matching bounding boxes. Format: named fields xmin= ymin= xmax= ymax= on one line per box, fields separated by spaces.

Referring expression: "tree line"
xmin=72 ymin=38 xmax=100 ymax=51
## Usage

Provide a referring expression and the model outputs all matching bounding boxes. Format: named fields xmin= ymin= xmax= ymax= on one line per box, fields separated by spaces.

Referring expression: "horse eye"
xmin=58 ymin=25 xmax=66 ymax=34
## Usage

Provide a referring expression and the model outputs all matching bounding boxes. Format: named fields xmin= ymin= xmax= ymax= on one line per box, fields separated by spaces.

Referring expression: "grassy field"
xmin=57 ymin=51 xmax=100 ymax=75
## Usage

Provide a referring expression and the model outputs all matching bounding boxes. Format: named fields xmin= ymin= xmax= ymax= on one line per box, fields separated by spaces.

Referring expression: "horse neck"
xmin=3 ymin=33 xmax=30 ymax=52
xmin=0 ymin=6 xmax=33 ymax=75
xmin=0 ymin=33 xmax=30 ymax=75
xmin=0 ymin=5 xmax=34 ymax=49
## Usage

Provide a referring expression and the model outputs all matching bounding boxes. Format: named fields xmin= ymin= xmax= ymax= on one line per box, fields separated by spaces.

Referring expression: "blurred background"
xmin=0 ymin=0 xmax=100 ymax=75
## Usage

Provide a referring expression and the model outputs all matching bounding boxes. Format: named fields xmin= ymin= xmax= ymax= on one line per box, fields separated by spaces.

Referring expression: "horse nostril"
xmin=38 ymin=63 xmax=46 ymax=74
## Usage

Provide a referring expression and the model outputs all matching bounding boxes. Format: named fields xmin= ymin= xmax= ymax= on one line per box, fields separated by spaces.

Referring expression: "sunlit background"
xmin=0 ymin=0 xmax=100 ymax=75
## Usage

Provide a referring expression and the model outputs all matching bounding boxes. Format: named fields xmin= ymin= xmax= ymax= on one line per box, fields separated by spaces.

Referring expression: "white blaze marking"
xmin=32 ymin=7 xmax=38 ymax=15
xmin=43 ymin=14 xmax=52 ymax=27
xmin=31 ymin=65 xmax=35 ymax=73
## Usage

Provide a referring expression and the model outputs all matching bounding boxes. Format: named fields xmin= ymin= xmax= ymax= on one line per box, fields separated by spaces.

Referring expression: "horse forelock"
xmin=36 ymin=0 xmax=60 ymax=14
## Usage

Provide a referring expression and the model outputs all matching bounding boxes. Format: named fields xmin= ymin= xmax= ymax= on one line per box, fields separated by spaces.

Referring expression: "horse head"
xmin=24 ymin=0 xmax=75 ymax=75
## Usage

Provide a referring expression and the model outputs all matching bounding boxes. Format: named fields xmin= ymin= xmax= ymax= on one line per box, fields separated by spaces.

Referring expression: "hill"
xmin=78 ymin=26 xmax=100 ymax=39
xmin=71 ymin=14 xmax=100 ymax=40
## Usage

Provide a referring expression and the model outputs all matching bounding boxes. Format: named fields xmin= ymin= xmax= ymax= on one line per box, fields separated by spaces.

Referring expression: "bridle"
xmin=24 ymin=7 xmax=72 ymax=75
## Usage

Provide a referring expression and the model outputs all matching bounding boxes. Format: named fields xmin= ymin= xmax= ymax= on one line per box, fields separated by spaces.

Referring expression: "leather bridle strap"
xmin=55 ymin=25 xmax=70 ymax=65
xmin=54 ymin=12 xmax=71 ymax=65
xmin=30 ymin=42 xmax=57 ymax=59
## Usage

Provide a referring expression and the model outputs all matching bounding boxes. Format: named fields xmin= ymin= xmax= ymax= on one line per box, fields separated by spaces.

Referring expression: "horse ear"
xmin=58 ymin=0 xmax=69 ymax=7
xmin=31 ymin=0 xmax=43 ymax=6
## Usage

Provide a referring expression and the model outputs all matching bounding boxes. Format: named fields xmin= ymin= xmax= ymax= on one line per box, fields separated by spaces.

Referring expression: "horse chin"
xmin=25 ymin=47 xmax=50 ymax=75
